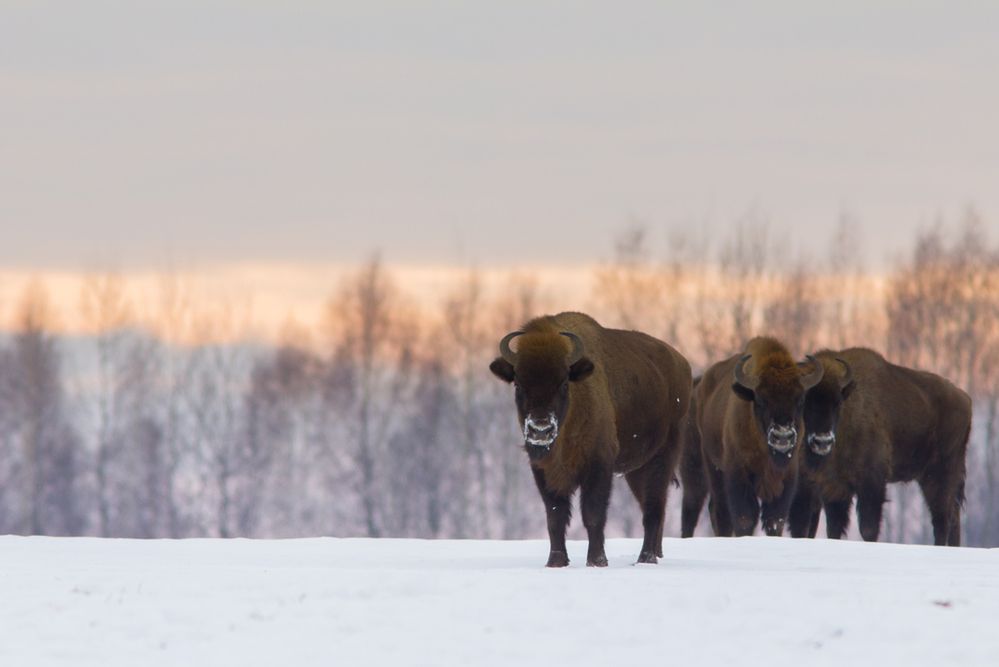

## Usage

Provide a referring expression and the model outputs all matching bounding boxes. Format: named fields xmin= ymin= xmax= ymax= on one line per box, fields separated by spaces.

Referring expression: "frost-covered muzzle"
xmin=807 ymin=432 xmax=835 ymax=456
xmin=524 ymin=413 xmax=558 ymax=448
xmin=767 ymin=423 xmax=797 ymax=455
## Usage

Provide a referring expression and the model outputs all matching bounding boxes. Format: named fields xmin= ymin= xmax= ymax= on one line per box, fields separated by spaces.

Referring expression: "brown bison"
xmin=489 ymin=312 xmax=691 ymax=567
xmin=788 ymin=348 xmax=971 ymax=546
xmin=681 ymin=337 xmax=824 ymax=537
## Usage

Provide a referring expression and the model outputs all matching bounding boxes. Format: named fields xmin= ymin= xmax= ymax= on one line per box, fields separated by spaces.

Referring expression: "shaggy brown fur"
xmin=489 ymin=312 xmax=692 ymax=567
xmin=685 ymin=337 xmax=822 ymax=537
xmin=789 ymin=348 xmax=971 ymax=545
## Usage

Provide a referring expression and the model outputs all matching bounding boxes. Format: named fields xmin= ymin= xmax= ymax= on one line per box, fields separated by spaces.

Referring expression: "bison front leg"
xmin=706 ymin=465 xmax=733 ymax=536
xmin=788 ymin=480 xmax=820 ymax=538
xmin=823 ymin=496 xmax=853 ymax=539
xmin=531 ymin=467 xmax=572 ymax=567
xmin=856 ymin=484 xmax=886 ymax=542
xmin=760 ymin=475 xmax=798 ymax=537
xmin=725 ymin=471 xmax=760 ymax=537
xmin=680 ymin=480 xmax=707 ymax=539
xmin=580 ymin=465 xmax=613 ymax=567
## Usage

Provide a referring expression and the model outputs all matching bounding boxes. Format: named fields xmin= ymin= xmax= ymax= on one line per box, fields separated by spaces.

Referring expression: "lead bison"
xmin=489 ymin=312 xmax=691 ymax=567
xmin=682 ymin=337 xmax=824 ymax=537
xmin=788 ymin=348 xmax=971 ymax=545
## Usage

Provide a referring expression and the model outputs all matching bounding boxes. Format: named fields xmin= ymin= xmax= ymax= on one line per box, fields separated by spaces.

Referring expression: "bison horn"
xmin=733 ymin=354 xmax=759 ymax=390
xmin=799 ymin=355 xmax=825 ymax=390
xmin=560 ymin=332 xmax=585 ymax=366
xmin=499 ymin=331 xmax=524 ymax=364
xmin=836 ymin=358 xmax=853 ymax=390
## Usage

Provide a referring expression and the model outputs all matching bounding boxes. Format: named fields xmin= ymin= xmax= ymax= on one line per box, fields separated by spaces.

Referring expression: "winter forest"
xmin=2 ymin=213 xmax=999 ymax=547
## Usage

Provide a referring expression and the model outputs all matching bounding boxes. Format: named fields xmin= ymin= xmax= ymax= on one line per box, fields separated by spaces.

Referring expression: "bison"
xmin=788 ymin=348 xmax=971 ymax=546
xmin=489 ymin=312 xmax=691 ymax=567
xmin=681 ymin=337 xmax=824 ymax=537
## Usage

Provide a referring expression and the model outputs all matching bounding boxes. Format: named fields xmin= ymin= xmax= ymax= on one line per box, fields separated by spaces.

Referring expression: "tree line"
xmin=1 ymin=211 xmax=997 ymax=545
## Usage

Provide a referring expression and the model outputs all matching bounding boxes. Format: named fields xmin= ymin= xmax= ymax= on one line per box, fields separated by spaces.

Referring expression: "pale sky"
xmin=3 ymin=1 xmax=998 ymax=269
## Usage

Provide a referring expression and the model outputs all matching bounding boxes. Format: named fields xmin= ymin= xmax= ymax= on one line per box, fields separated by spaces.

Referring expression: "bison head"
xmin=488 ymin=330 xmax=594 ymax=460
xmin=732 ymin=354 xmax=825 ymax=465
xmin=802 ymin=358 xmax=855 ymax=463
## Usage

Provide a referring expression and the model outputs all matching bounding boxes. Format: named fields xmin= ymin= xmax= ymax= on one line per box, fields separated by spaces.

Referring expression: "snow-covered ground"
xmin=1 ymin=536 xmax=997 ymax=666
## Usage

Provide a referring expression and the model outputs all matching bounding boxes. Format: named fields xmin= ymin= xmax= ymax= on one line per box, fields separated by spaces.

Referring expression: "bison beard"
xmin=489 ymin=312 xmax=692 ymax=567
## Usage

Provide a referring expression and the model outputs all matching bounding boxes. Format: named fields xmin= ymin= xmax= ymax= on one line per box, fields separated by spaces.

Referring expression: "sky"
xmin=2 ymin=1 xmax=998 ymax=270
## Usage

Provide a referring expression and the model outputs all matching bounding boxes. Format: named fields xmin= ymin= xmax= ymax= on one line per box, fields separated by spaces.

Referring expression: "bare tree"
xmin=438 ymin=270 xmax=493 ymax=537
xmin=150 ymin=274 xmax=198 ymax=537
xmin=8 ymin=283 xmax=86 ymax=535
xmin=326 ymin=256 xmax=415 ymax=538
xmin=186 ymin=306 xmax=259 ymax=538
xmin=719 ymin=213 xmax=771 ymax=351
xmin=79 ymin=272 xmax=132 ymax=536
xmin=764 ymin=262 xmax=820 ymax=355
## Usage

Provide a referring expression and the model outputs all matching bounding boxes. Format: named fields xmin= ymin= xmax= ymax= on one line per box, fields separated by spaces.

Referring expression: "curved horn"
xmin=836 ymin=358 xmax=853 ymax=390
xmin=498 ymin=331 xmax=524 ymax=364
xmin=733 ymin=354 xmax=759 ymax=390
xmin=560 ymin=332 xmax=585 ymax=366
xmin=799 ymin=354 xmax=825 ymax=390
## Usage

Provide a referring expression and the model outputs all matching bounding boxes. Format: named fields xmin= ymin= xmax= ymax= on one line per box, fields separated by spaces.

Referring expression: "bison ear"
xmin=489 ymin=357 xmax=515 ymax=383
xmin=569 ymin=356 xmax=594 ymax=382
xmin=731 ymin=383 xmax=755 ymax=402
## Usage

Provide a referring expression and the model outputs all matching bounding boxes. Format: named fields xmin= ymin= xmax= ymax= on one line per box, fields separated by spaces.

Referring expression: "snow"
xmin=1 ymin=536 xmax=997 ymax=666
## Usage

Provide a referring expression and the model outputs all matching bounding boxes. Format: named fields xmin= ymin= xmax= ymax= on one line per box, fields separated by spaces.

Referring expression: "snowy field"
xmin=1 ymin=536 xmax=997 ymax=666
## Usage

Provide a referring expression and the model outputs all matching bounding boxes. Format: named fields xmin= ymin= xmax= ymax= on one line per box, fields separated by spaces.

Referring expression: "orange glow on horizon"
xmin=0 ymin=262 xmax=599 ymax=345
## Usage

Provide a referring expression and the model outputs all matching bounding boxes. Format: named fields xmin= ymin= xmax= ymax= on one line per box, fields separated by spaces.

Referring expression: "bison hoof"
xmin=636 ymin=551 xmax=658 ymax=565
xmin=587 ymin=554 xmax=608 ymax=567
xmin=546 ymin=551 xmax=569 ymax=568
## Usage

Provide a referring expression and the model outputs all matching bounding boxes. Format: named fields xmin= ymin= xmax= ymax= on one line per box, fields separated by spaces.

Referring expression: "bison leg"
xmin=823 ymin=497 xmax=853 ymax=539
xmin=679 ymin=441 xmax=708 ymax=539
xmin=760 ymin=474 xmax=797 ymax=537
xmin=531 ymin=467 xmax=572 ymax=567
xmin=788 ymin=480 xmax=820 ymax=538
xmin=580 ymin=465 xmax=613 ymax=567
xmin=918 ymin=477 xmax=960 ymax=547
xmin=626 ymin=450 xmax=671 ymax=563
xmin=948 ymin=481 xmax=964 ymax=546
xmin=681 ymin=482 xmax=707 ymax=539
xmin=948 ymin=506 xmax=962 ymax=546
xmin=919 ymin=462 xmax=965 ymax=547
xmin=725 ymin=471 xmax=760 ymax=537
xmin=807 ymin=504 xmax=821 ymax=538
xmin=706 ymin=465 xmax=733 ymax=536
xmin=855 ymin=484 xmax=886 ymax=542
xmin=679 ymin=419 xmax=707 ymax=538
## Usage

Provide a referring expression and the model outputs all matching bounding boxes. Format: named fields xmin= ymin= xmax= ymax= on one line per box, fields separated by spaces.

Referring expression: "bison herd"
xmin=490 ymin=311 xmax=972 ymax=567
